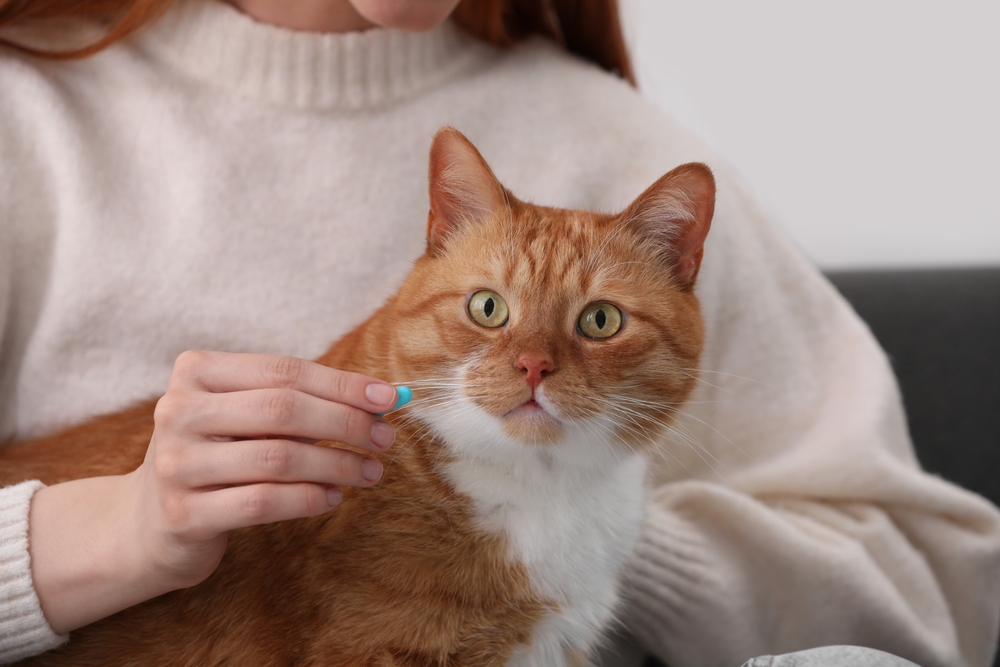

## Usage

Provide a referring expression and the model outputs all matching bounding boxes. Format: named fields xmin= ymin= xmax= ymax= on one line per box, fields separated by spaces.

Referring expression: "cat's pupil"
xmin=596 ymin=309 xmax=606 ymax=329
xmin=484 ymin=298 xmax=495 ymax=318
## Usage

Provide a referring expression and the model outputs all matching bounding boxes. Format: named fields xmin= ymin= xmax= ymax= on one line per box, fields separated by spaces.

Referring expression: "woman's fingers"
xmin=155 ymin=350 xmax=400 ymax=453
xmin=168 ymin=350 xmax=397 ymax=413
xmin=145 ymin=350 xmax=399 ymax=546
xmin=173 ymin=388 xmax=396 ymax=452
xmin=179 ymin=482 xmax=345 ymax=536
xmin=131 ymin=351 xmax=403 ymax=598
xmin=164 ymin=439 xmax=383 ymax=489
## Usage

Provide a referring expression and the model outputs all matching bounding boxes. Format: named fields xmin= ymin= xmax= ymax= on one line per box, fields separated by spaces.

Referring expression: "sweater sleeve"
xmin=619 ymin=171 xmax=1000 ymax=667
xmin=0 ymin=481 xmax=67 ymax=664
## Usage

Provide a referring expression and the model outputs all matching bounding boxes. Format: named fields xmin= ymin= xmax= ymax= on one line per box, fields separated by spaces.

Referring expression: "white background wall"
xmin=620 ymin=0 xmax=1000 ymax=269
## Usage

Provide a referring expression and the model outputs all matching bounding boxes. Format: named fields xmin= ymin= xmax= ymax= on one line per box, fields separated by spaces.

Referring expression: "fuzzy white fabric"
xmin=1 ymin=2 xmax=999 ymax=665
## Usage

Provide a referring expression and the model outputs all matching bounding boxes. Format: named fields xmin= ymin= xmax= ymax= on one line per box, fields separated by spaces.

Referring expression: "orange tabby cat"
xmin=0 ymin=128 xmax=715 ymax=667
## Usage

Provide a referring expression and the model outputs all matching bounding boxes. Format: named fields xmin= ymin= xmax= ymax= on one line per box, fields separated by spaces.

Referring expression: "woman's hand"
xmin=29 ymin=351 xmax=398 ymax=634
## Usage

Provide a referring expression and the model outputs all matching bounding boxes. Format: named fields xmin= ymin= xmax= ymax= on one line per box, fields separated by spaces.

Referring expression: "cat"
xmin=0 ymin=127 xmax=715 ymax=667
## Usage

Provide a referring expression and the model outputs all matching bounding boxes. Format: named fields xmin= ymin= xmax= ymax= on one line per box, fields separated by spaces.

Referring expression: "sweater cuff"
xmin=0 ymin=481 xmax=68 ymax=664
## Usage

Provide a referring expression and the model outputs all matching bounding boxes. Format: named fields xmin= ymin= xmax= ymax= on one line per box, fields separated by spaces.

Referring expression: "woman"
xmin=1 ymin=1 xmax=998 ymax=665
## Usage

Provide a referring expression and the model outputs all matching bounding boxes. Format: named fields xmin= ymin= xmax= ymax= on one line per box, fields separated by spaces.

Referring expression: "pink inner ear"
xmin=426 ymin=127 xmax=507 ymax=253
xmin=623 ymin=163 xmax=716 ymax=287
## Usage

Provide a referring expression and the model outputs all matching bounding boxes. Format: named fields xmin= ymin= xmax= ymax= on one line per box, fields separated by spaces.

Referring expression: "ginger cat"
xmin=0 ymin=128 xmax=715 ymax=667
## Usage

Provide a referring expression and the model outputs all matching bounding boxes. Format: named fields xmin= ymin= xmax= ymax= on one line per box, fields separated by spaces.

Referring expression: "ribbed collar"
xmin=139 ymin=0 xmax=488 ymax=110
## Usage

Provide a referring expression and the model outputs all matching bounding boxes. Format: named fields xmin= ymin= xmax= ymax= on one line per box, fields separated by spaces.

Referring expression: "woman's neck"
xmin=141 ymin=1 xmax=483 ymax=111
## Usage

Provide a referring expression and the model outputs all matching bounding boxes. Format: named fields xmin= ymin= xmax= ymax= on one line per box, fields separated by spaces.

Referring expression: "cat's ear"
xmin=427 ymin=127 xmax=508 ymax=255
xmin=620 ymin=162 xmax=716 ymax=288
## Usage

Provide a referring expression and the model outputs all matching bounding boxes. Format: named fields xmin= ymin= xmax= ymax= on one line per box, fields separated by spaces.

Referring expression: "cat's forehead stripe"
xmin=467 ymin=209 xmax=640 ymax=301
xmin=505 ymin=212 xmax=602 ymax=288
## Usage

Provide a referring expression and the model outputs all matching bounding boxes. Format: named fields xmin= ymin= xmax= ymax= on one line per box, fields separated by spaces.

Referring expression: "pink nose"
xmin=516 ymin=351 xmax=555 ymax=390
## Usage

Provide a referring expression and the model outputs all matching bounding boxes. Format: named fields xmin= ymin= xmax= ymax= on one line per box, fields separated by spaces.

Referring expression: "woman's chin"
xmin=352 ymin=0 xmax=461 ymax=32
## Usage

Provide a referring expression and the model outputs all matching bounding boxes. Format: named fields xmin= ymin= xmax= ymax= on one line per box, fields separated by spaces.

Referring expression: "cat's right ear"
xmin=426 ymin=127 xmax=508 ymax=255
xmin=620 ymin=162 xmax=716 ymax=289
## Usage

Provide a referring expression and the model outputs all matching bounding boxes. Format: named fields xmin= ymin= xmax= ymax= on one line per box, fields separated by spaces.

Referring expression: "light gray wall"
xmin=621 ymin=0 xmax=1000 ymax=269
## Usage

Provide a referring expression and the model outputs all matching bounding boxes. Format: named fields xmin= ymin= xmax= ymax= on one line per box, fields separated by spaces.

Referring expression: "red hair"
xmin=0 ymin=0 xmax=174 ymax=59
xmin=0 ymin=0 xmax=634 ymax=84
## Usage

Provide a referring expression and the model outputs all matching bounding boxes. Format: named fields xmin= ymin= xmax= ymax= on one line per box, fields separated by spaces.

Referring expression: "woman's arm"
xmin=621 ymin=171 xmax=1000 ymax=667
xmin=25 ymin=351 xmax=398 ymax=635
xmin=0 ymin=350 xmax=399 ymax=665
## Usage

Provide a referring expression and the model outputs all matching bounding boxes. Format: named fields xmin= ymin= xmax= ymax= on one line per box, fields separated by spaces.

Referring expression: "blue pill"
xmin=377 ymin=385 xmax=412 ymax=416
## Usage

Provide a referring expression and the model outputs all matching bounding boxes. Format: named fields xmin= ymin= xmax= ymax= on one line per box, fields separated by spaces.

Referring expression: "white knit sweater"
xmin=1 ymin=2 xmax=999 ymax=665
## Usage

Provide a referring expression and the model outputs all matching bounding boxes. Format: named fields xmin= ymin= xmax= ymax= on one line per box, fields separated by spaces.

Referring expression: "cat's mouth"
xmin=504 ymin=395 xmax=557 ymax=421
xmin=504 ymin=400 xmax=548 ymax=418
xmin=500 ymin=394 xmax=564 ymax=444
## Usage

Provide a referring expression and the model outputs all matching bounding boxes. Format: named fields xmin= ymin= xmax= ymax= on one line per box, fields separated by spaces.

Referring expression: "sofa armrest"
xmin=826 ymin=267 xmax=1000 ymax=507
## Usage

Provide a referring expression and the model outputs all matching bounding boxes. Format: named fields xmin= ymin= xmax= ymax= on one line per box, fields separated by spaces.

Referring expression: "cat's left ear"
xmin=426 ymin=127 xmax=509 ymax=255
xmin=620 ymin=162 xmax=716 ymax=288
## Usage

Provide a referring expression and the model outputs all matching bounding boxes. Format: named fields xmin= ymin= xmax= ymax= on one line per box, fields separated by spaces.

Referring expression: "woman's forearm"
xmin=28 ymin=473 xmax=165 ymax=634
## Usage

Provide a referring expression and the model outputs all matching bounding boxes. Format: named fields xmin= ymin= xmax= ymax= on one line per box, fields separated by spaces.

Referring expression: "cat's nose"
xmin=516 ymin=351 xmax=555 ymax=390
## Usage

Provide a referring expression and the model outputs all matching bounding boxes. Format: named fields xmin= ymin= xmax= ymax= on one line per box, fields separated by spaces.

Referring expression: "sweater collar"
xmin=140 ymin=0 xmax=487 ymax=110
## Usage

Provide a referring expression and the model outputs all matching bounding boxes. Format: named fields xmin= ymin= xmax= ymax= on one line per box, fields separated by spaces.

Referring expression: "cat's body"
xmin=0 ymin=129 xmax=714 ymax=666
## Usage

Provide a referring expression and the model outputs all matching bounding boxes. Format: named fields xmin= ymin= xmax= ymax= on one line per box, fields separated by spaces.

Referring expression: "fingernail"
xmin=327 ymin=488 xmax=343 ymax=507
xmin=392 ymin=386 xmax=413 ymax=411
xmin=371 ymin=421 xmax=396 ymax=449
xmin=361 ymin=458 xmax=383 ymax=482
xmin=375 ymin=386 xmax=413 ymax=417
xmin=365 ymin=383 xmax=395 ymax=408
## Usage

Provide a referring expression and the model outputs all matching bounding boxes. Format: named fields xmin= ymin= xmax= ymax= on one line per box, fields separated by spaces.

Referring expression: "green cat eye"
xmin=578 ymin=303 xmax=623 ymax=339
xmin=468 ymin=290 xmax=509 ymax=328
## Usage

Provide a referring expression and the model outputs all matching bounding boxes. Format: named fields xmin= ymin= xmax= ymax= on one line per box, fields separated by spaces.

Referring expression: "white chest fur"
xmin=416 ymin=396 xmax=649 ymax=666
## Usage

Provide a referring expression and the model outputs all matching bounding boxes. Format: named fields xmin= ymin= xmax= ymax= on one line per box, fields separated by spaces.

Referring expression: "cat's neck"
xmin=438 ymin=418 xmax=648 ymax=662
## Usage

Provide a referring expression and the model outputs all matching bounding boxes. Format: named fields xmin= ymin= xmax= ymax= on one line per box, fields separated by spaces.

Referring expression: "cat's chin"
xmin=501 ymin=403 xmax=565 ymax=445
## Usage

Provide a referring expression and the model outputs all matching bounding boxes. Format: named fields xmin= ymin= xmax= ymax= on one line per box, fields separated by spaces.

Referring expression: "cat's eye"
xmin=578 ymin=303 xmax=623 ymax=339
xmin=468 ymin=290 xmax=509 ymax=328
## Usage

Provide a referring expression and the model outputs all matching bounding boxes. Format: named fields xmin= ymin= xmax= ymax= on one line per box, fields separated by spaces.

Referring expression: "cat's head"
xmin=388 ymin=128 xmax=714 ymax=465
